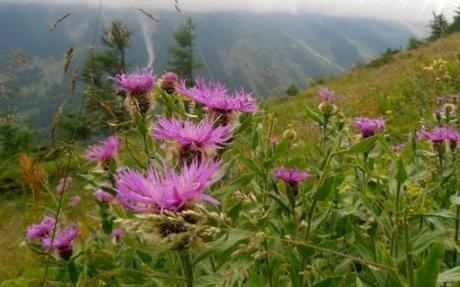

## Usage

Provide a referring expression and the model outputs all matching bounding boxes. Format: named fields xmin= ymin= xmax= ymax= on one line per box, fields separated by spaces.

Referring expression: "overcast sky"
xmin=5 ymin=0 xmax=460 ymax=22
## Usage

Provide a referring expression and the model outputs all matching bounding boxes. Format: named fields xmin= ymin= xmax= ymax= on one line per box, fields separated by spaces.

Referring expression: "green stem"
xmin=179 ymin=250 xmax=194 ymax=287
xmin=209 ymin=256 xmax=217 ymax=273
xmin=306 ymin=199 xmax=318 ymax=240
xmin=454 ymin=206 xmax=460 ymax=265
xmin=403 ymin=209 xmax=415 ymax=287
xmin=393 ymin=181 xmax=401 ymax=258
xmin=264 ymin=242 xmax=275 ymax=287
xmin=321 ymin=116 xmax=329 ymax=156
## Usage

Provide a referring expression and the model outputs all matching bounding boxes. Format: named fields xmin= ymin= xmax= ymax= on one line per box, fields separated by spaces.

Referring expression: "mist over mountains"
xmin=0 ymin=3 xmax=415 ymax=131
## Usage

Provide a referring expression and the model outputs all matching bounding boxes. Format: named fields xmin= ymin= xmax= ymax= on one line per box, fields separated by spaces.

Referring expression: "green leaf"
xmin=415 ymin=241 xmax=445 ymax=287
xmin=212 ymin=174 xmax=253 ymax=197
xmin=305 ymin=106 xmax=322 ymax=125
xmin=251 ymin=130 xmax=259 ymax=152
xmin=274 ymin=137 xmax=291 ymax=157
xmin=314 ymin=176 xmax=335 ymax=201
xmin=345 ymin=135 xmax=378 ymax=154
xmin=396 ymin=158 xmax=407 ymax=183
xmin=68 ymin=260 xmax=79 ymax=285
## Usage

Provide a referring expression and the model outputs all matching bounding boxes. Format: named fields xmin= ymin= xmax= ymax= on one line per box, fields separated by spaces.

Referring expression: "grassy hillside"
xmin=269 ymin=32 xmax=460 ymax=143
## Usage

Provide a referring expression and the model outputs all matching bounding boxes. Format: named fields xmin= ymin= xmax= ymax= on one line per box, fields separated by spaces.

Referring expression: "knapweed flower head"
xmin=94 ymin=189 xmax=115 ymax=203
xmin=445 ymin=127 xmax=460 ymax=149
xmin=42 ymin=224 xmax=79 ymax=251
xmin=353 ymin=117 xmax=385 ymax=138
xmin=176 ymin=78 xmax=257 ymax=114
xmin=435 ymin=96 xmax=446 ymax=105
xmin=450 ymin=94 xmax=460 ymax=102
xmin=111 ymin=69 xmax=155 ymax=95
xmin=116 ymin=160 xmax=223 ymax=213
xmin=273 ymin=167 xmax=313 ymax=185
xmin=151 ymin=116 xmax=233 ymax=154
xmin=417 ymin=127 xmax=449 ymax=143
xmin=26 ymin=215 xmax=56 ymax=241
xmin=318 ymin=87 xmax=340 ymax=103
xmin=113 ymin=228 xmax=123 ymax=242
xmin=159 ymin=72 xmax=179 ymax=94
xmin=417 ymin=127 xmax=460 ymax=149
xmin=111 ymin=69 xmax=156 ymax=115
xmin=84 ymin=136 xmax=122 ymax=163
xmin=56 ymin=177 xmax=72 ymax=194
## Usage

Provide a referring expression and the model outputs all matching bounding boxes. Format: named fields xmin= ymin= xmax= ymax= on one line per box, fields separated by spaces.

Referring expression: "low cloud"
xmin=5 ymin=0 xmax=460 ymax=22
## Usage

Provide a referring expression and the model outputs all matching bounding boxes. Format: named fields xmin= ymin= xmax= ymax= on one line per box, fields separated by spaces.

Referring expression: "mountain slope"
xmin=269 ymin=33 xmax=460 ymax=141
xmin=0 ymin=3 xmax=414 ymax=97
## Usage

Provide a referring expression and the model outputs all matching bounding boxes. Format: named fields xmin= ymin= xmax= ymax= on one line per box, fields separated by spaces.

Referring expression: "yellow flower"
xmin=405 ymin=185 xmax=423 ymax=199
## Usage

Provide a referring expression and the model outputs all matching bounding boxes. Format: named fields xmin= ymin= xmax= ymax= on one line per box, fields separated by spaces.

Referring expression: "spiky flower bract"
xmin=159 ymin=72 xmax=180 ymax=94
xmin=84 ymin=136 xmax=122 ymax=163
xmin=353 ymin=117 xmax=385 ymax=138
xmin=116 ymin=160 xmax=223 ymax=213
xmin=111 ymin=69 xmax=156 ymax=115
xmin=151 ymin=116 xmax=233 ymax=156
xmin=176 ymin=78 xmax=257 ymax=114
xmin=26 ymin=216 xmax=56 ymax=241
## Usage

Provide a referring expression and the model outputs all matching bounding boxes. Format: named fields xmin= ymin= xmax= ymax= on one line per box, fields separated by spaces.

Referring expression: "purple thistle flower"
xmin=417 ymin=127 xmax=448 ymax=144
xmin=56 ymin=177 xmax=73 ymax=194
xmin=273 ymin=167 xmax=313 ymax=185
xmin=435 ymin=96 xmax=446 ymax=105
xmin=353 ymin=117 xmax=385 ymax=138
xmin=93 ymin=189 xmax=115 ymax=203
xmin=84 ymin=136 xmax=122 ymax=163
xmin=450 ymin=94 xmax=460 ymax=102
xmin=116 ymin=160 xmax=223 ymax=212
xmin=446 ymin=127 xmax=460 ymax=150
xmin=318 ymin=87 xmax=340 ymax=103
xmin=110 ymin=69 xmax=156 ymax=95
xmin=112 ymin=228 xmax=123 ymax=242
xmin=151 ymin=117 xmax=233 ymax=151
xmin=391 ymin=144 xmax=405 ymax=152
xmin=26 ymin=216 xmax=56 ymax=241
xmin=176 ymin=79 xmax=257 ymax=114
xmin=42 ymin=224 xmax=79 ymax=252
xmin=68 ymin=196 xmax=81 ymax=208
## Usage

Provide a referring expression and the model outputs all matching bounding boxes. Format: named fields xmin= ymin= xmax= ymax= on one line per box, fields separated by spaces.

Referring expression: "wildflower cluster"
xmin=23 ymin=70 xmax=460 ymax=287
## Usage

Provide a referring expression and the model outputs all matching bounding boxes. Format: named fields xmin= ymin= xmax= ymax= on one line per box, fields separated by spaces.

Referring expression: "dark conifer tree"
xmin=429 ymin=12 xmax=449 ymax=41
xmin=167 ymin=18 xmax=201 ymax=85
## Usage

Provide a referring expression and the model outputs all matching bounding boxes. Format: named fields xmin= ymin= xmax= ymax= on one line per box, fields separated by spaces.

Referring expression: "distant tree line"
xmin=409 ymin=8 xmax=460 ymax=49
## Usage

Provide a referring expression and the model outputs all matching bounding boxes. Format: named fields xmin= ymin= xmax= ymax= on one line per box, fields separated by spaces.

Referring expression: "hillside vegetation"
xmin=269 ymin=32 xmax=460 ymax=142
xmin=1 ymin=26 xmax=460 ymax=287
